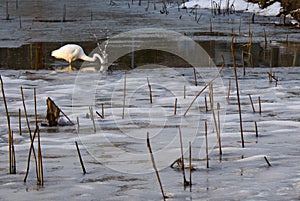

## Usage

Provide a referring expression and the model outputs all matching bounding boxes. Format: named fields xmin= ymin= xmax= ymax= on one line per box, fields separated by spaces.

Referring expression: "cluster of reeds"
xmin=145 ymin=33 xmax=277 ymax=198
xmin=0 ymin=76 xmax=44 ymax=185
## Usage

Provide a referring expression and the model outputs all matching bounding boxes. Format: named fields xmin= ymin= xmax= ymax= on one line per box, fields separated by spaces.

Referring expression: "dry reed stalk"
xmin=23 ymin=127 xmax=38 ymax=182
xmin=204 ymin=121 xmax=209 ymax=168
xmin=147 ymin=77 xmax=153 ymax=104
xmin=189 ymin=141 xmax=192 ymax=188
xmin=101 ymin=103 xmax=104 ymax=118
xmin=75 ymin=141 xmax=86 ymax=174
xmin=248 ymin=32 xmax=254 ymax=68
xmin=37 ymin=125 xmax=43 ymax=186
xmin=209 ymin=83 xmax=214 ymax=108
xmin=264 ymin=156 xmax=271 ymax=167
xmin=258 ymin=96 xmax=261 ymax=115
xmin=217 ymin=103 xmax=221 ymax=142
xmin=193 ymin=67 xmax=197 ymax=86
xmin=227 ymin=79 xmax=231 ymax=100
xmin=34 ymin=88 xmax=42 ymax=185
xmin=21 ymin=87 xmax=38 ymax=182
xmin=0 ymin=76 xmax=14 ymax=174
xmin=204 ymin=94 xmax=208 ymax=112
xmin=254 ymin=121 xmax=258 ymax=138
xmin=96 ymin=111 xmax=104 ymax=119
xmin=89 ymin=106 xmax=96 ymax=133
xmin=178 ymin=127 xmax=189 ymax=186
xmin=34 ymin=88 xmax=37 ymax=126
xmin=18 ymin=108 xmax=22 ymax=135
xmin=239 ymin=18 xmax=242 ymax=35
xmin=11 ymin=130 xmax=16 ymax=174
xmin=174 ymin=98 xmax=177 ymax=115
xmin=248 ymin=94 xmax=255 ymax=113
xmin=122 ymin=71 xmax=126 ymax=119
xmin=184 ymin=85 xmax=186 ymax=99
xmin=241 ymin=50 xmax=245 ymax=70
xmin=20 ymin=86 xmax=33 ymax=136
xmin=146 ymin=132 xmax=167 ymax=201
xmin=76 ymin=116 xmax=80 ymax=133
xmin=184 ymin=64 xmax=224 ymax=116
xmin=231 ymin=34 xmax=245 ymax=148
xmin=209 ymin=87 xmax=222 ymax=156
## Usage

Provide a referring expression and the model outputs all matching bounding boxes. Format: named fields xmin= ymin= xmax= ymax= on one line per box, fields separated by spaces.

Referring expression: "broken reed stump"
xmin=147 ymin=77 xmax=153 ymax=104
xmin=46 ymin=97 xmax=62 ymax=126
xmin=75 ymin=141 xmax=86 ymax=174
xmin=46 ymin=97 xmax=74 ymax=126
xmin=0 ymin=75 xmax=15 ymax=174
xmin=146 ymin=132 xmax=167 ymax=201
xmin=231 ymin=34 xmax=245 ymax=148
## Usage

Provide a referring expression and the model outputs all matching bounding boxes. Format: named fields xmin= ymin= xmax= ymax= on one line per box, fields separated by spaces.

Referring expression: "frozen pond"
xmin=0 ymin=0 xmax=300 ymax=200
xmin=0 ymin=65 xmax=300 ymax=200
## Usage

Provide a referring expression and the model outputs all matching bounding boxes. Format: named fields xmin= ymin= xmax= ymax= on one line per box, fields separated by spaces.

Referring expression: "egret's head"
xmin=51 ymin=49 xmax=59 ymax=59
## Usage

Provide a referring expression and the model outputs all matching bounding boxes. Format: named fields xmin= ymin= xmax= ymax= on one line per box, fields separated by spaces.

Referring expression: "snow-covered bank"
xmin=181 ymin=0 xmax=282 ymax=16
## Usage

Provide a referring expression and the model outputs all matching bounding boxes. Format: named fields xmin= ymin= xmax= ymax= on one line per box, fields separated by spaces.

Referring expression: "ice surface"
xmin=0 ymin=66 xmax=300 ymax=200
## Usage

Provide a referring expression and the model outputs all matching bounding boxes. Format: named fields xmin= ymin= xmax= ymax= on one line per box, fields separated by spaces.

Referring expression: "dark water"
xmin=0 ymin=40 xmax=299 ymax=70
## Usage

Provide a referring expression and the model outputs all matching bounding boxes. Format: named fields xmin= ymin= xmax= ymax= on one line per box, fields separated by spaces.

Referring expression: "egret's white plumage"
xmin=51 ymin=44 xmax=106 ymax=64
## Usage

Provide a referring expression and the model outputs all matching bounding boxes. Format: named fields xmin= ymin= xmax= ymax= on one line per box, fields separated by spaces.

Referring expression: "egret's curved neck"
xmin=79 ymin=53 xmax=104 ymax=63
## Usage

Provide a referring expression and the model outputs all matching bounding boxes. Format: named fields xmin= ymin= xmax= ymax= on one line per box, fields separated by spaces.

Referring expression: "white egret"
xmin=51 ymin=44 xmax=107 ymax=65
